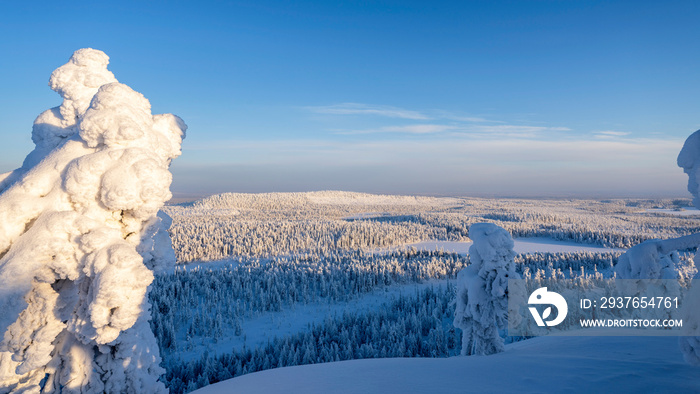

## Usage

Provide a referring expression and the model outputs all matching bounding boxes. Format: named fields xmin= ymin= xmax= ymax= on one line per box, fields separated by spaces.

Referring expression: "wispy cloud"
xmin=428 ymin=110 xmax=499 ymax=123
xmin=594 ymin=130 xmax=632 ymax=139
xmin=306 ymin=103 xmax=429 ymax=120
xmin=457 ymin=125 xmax=571 ymax=138
xmin=335 ymin=124 xmax=456 ymax=135
xmin=307 ymin=103 xmax=571 ymax=138
xmin=449 ymin=116 xmax=492 ymax=123
xmin=335 ymin=123 xmax=571 ymax=137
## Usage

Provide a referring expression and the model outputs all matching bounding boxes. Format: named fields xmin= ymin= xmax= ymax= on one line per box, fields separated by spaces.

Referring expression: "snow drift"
xmin=0 ymin=49 xmax=185 ymax=392
xmin=191 ymin=336 xmax=700 ymax=394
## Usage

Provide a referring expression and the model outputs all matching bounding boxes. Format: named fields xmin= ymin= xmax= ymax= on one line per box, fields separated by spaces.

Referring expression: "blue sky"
xmin=2 ymin=1 xmax=700 ymax=198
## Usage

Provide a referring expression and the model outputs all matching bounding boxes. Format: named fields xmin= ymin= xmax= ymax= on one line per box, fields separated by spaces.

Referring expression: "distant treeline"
xmin=164 ymin=193 xmax=700 ymax=263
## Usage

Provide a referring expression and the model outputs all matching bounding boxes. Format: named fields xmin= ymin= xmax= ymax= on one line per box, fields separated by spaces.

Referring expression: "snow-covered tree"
xmin=677 ymin=130 xmax=700 ymax=365
xmin=453 ymin=223 xmax=520 ymax=356
xmin=0 ymin=49 xmax=185 ymax=392
xmin=614 ymin=234 xmax=700 ymax=280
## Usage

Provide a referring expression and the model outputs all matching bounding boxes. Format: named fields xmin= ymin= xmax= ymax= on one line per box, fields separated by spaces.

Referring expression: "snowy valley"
xmin=147 ymin=192 xmax=700 ymax=393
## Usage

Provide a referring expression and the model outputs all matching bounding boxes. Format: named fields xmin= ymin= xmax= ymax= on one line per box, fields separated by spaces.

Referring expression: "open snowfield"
xmin=194 ymin=335 xmax=700 ymax=394
xmin=647 ymin=208 xmax=700 ymax=216
xmin=403 ymin=237 xmax=624 ymax=255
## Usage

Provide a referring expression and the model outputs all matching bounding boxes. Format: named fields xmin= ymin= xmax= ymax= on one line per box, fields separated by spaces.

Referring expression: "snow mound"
xmin=192 ymin=336 xmax=699 ymax=394
xmin=0 ymin=49 xmax=185 ymax=392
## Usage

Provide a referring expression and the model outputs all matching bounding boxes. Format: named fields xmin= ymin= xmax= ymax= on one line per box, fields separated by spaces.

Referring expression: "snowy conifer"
xmin=453 ymin=223 xmax=520 ymax=356
xmin=677 ymin=130 xmax=700 ymax=365
xmin=0 ymin=49 xmax=185 ymax=392
xmin=614 ymin=232 xmax=700 ymax=281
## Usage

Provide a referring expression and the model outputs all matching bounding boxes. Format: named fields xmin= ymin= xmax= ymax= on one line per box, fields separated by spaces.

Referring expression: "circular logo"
xmin=528 ymin=287 xmax=568 ymax=327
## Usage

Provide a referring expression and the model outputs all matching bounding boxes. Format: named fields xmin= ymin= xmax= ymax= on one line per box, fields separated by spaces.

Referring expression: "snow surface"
xmin=646 ymin=208 xmax=700 ymax=216
xmin=193 ymin=335 xmax=699 ymax=394
xmin=189 ymin=191 xmax=461 ymax=211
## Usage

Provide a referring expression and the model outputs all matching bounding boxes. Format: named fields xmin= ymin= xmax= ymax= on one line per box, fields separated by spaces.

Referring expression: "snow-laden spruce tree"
xmin=613 ymin=231 xmax=700 ymax=288
xmin=612 ymin=234 xmax=694 ymax=325
xmin=453 ymin=223 xmax=520 ymax=356
xmin=614 ymin=240 xmax=682 ymax=281
xmin=0 ymin=49 xmax=185 ymax=392
xmin=677 ymin=130 xmax=700 ymax=365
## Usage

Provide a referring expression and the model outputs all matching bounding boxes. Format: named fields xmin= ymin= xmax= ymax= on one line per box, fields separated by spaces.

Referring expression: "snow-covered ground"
xmin=402 ymin=237 xmax=624 ymax=254
xmin=646 ymin=208 xmax=700 ymax=216
xmin=193 ymin=335 xmax=699 ymax=393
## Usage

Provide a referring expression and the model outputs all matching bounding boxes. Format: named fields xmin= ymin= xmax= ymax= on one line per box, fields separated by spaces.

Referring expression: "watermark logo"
xmin=528 ymin=287 xmax=568 ymax=327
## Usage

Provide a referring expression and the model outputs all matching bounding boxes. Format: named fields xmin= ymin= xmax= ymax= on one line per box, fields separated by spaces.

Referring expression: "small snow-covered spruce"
xmin=677 ymin=130 xmax=700 ymax=366
xmin=612 ymin=235 xmax=688 ymax=324
xmin=0 ymin=49 xmax=185 ymax=392
xmin=453 ymin=223 xmax=521 ymax=356
xmin=614 ymin=234 xmax=700 ymax=281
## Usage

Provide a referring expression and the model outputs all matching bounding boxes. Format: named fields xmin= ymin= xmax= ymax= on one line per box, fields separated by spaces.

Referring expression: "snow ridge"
xmin=190 ymin=191 xmax=459 ymax=211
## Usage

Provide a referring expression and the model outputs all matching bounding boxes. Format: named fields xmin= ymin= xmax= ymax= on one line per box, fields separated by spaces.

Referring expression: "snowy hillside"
xmin=148 ymin=192 xmax=700 ymax=393
xmin=189 ymin=191 xmax=458 ymax=210
xmin=193 ymin=335 xmax=700 ymax=393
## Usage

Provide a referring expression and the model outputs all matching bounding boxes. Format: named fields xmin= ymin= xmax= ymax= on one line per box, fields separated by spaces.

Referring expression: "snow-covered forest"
xmin=165 ymin=192 xmax=700 ymax=262
xmin=142 ymin=192 xmax=700 ymax=393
